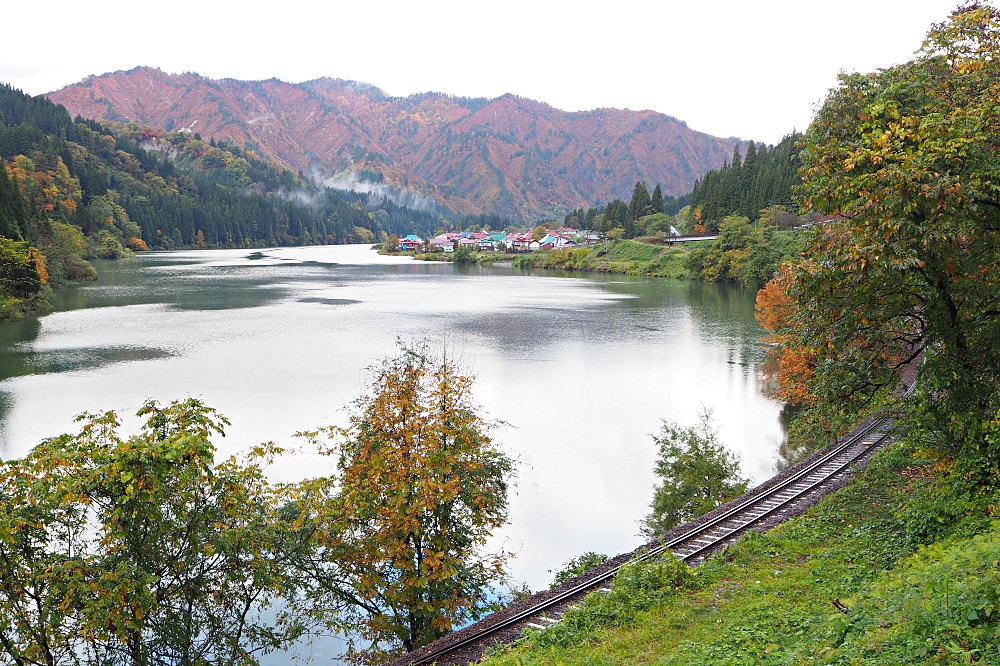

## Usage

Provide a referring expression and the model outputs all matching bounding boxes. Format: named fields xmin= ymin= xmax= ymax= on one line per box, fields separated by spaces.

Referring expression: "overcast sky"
xmin=2 ymin=0 xmax=970 ymax=145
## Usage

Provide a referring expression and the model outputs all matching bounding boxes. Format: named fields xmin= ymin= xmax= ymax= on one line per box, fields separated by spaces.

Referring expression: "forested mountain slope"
xmin=49 ymin=67 xmax=743 ymax=220
xmin=0 ymin=82 xmax=444 ymax=317
xmin=0 ymin=82 xmax=440 ymax=249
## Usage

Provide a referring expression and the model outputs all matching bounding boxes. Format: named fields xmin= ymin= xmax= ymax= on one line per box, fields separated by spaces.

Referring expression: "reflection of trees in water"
xmin=0 ymin=391 xmax=14 ymax=457
xmin=0 ymin=346 xmax=173 ymax=380
xmin=0 ymin=312 xmax=174 ymax=455
xmin=0 ymin=316 xmax=41 ymax=349
xmin=775 ymin=403 xmax=808 ymax=470
xmin=773 ymin=403 xmax=843 ymax=471
xmin=60 ymin=259 xmax=301 ymax=312
xmin=452 ymin=304 xmax=629 ymax=353
xmin=684 ymin=281 xmax=768 ymax=377
xmin=446 ymin=278 xmax=772 ymax=378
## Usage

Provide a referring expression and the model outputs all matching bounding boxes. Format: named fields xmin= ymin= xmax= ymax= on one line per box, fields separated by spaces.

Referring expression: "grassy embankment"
xmin=480 ymin=440 xmax=1000 ymax=665
xmin=511 ymin=240 xmax=690 ymax=278
xmin=400 ymin=239 xmax=692 ymax=278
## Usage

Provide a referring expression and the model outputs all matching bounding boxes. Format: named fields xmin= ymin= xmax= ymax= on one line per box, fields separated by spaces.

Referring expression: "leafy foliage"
xmin=640 ymin=410 xmax=749 ymax=539
xmin=686 ymin=216 xmax=801 ymax=288
xmin=549 ymin=552 xmax=610 ymax=589
xmin=452 ymin=245 xmax=475 ymax=265
xmin=0 ymin=237 xmax=42 ymax=298
xmin=291 ymin=342 xmax=514 ymax=663
xmin=512 ymin=240 xmax=688 ymax=278
xmin=791 ymin=4 xmax=1000 ymax=470
xmin=519 ymin=555 xmax=696 ymax=651
xmin=755 ymin=266 xmax=817 ymax=411
xmin=818 ymin=524 xmax=1000 ymax=664
xmin=0 ymin=399 xmax=306 ymax=666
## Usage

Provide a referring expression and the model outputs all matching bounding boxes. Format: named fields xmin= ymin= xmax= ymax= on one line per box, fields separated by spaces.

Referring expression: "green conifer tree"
xmin=651 ymin=184 xmax=664 ymax=214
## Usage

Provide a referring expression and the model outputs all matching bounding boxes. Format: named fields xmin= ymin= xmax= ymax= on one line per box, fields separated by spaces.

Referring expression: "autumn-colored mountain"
xmin=49 ymin=67 xmax=743 ymax=220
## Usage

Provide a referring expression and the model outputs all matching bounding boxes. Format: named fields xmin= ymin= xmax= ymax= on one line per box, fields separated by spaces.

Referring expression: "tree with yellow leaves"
xmin=794 ymin=3 xmax=1000 ymax=471
xmin=292 ymin=342 xmax=514 ymax=664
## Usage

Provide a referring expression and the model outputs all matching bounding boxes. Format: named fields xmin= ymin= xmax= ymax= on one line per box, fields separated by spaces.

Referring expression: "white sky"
xmin=2 ymin=0 xmax=970 ymax=145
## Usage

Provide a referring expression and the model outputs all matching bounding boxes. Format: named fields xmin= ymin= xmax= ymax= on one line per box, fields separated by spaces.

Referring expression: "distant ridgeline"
xmin=0 ymin=82 xmax=443 ymax=253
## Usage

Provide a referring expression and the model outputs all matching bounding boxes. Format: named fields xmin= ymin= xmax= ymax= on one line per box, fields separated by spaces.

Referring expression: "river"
xmin=0 ymin=243 xmax=784 ymax=596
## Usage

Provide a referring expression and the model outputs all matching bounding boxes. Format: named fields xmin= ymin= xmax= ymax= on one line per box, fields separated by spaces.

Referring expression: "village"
xmin=396 ymin=227 xmax=603 ymax=253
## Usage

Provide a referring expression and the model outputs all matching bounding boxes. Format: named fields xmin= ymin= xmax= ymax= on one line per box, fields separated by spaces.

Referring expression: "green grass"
xmin=587 ymin=241 xmax=691 ymax=278
xmin=604 ymin=240 xmax=663 ymax=263
xmin=481 ymin=440 xmax=1000 ymax=665
xmin=406 ymin=240 xmax=693 ymax=279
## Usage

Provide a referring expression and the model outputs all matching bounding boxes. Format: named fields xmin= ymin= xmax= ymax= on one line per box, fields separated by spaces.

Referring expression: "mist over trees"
xmin=0 ymin=82 xmax=452 ymax=317
xmin=0 ymin=82 xmax=443 ymax=249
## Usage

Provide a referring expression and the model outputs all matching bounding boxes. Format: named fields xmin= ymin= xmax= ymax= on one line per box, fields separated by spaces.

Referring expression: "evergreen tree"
xmin=0 ymin=83 xmax=444 ymax=253
xmin=0 ymin=162 xmax=28 ymax=239
xmin=650 ymin=184 xmax=664 ymax=215
xmin=601 ymin=198 xmax=628 ymax=233
xmin=688 ymin=133 xmax=802 ymax=229
xmin=626 ymin=181 xmax=651 ymax=223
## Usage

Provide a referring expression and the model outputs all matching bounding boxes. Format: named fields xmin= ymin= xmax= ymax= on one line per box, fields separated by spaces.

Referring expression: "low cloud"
xmin=278 ymin=187 xmax=324 ymax=208
xmin=324 ymin=170 xmax=438 ymax=213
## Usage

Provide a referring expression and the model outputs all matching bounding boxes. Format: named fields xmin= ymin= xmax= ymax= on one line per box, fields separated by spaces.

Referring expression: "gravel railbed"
xmin=390 ymin=415 xmax=898 ymax=666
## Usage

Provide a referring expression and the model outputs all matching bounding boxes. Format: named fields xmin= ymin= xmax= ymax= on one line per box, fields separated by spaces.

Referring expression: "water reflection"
xmin=0 ymin=345 xmax=173 ymax=378
xmin=297 ymin=298 xmax=361 ymax=306
xmin=0 ymin=246 xmax=785 ymax=598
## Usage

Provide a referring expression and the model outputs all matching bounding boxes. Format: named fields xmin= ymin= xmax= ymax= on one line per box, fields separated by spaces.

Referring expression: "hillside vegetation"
xmin=482 ymin=438 xmax=1000 ymax=665
xmin=0 ymin=82 xmax=442 ymax=317
xmin=48 ymin=68 xmax=741 ymax=220
xmin=0 ymin=4 xmax=997 ymax=665
xmin=489 ymin=6 xmax=1000 ymax=664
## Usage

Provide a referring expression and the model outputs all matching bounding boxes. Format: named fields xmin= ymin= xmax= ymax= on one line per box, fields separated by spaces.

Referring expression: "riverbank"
xmin=480 ymin=436 xmax=1000 ymax=664
xmin=383 ymin=239 xmax=692 ymax=279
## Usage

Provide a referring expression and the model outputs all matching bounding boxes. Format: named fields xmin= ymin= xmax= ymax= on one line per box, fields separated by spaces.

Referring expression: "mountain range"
xmin=48 ymin=67 xmax=744 ymax=220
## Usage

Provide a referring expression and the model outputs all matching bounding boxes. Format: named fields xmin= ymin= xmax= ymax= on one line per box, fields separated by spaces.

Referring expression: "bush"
xmin=550 ymin=551 xmax=609 ymax=589
xmin=126 ymin=236 xmax=149 ymax=252
xmin=525 ymin=554 xmax=697 ymax=650
xmin=819 ymin=524 xmax=1000 ymax=664
xmin=453 ymin=246 xmax=476 ymax=265
xmin=641 ymin=410 xmax=749 ymax=539
xmin=92 ymin=229 xmax=127 ymax=259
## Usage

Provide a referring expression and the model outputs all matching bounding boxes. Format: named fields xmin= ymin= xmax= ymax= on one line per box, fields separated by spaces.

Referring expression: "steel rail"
xmin=668 ymin=427 xmax=891 ymax=562
xmin=645 ymin=419 xmax=887 ymax=563
xmin=400 ymin=387 xmax=911 ymax=666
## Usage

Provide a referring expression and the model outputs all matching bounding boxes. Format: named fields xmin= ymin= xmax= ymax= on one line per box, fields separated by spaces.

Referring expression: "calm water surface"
xmin=0 ymin=244 xmax=784 ymax=594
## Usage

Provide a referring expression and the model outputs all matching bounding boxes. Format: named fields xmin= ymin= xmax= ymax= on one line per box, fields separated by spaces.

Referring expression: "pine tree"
xmin=0 ymin=162 xmax=28 ymax=239
xmin=651 ymin=184 xmax=664 ymax=214
xmin=626 ymin=181 xmax=651 ymax=223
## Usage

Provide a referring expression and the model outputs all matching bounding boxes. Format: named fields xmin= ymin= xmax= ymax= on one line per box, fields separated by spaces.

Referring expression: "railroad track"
xmin=392 ymin=401 xmax=907 ymax=666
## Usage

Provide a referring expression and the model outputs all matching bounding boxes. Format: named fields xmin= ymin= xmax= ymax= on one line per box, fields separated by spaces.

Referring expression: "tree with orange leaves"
xmin=692 ymin=207 xmax=706 ymax=235
xmin=755 ymin=266 xmax=816 ymax=408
